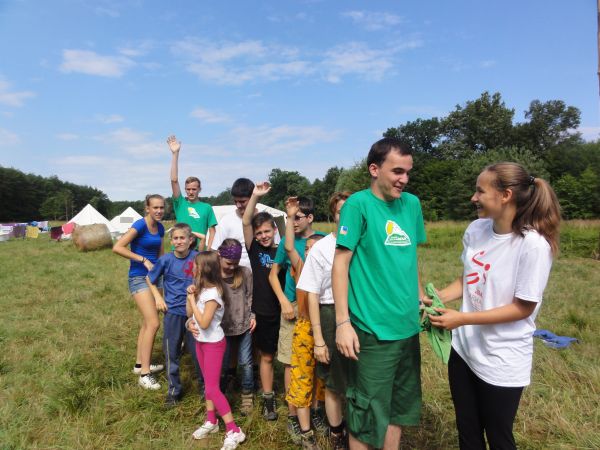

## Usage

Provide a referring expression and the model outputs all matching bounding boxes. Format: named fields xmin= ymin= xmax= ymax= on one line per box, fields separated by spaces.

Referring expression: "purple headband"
xmin=218 ymin=243 xmax=242 ymax=260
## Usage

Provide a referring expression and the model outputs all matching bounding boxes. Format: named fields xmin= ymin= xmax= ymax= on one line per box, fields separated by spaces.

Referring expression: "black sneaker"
xmin=311 ymin=408 xmax=329 ymax=436
xmin=287 ymin=415 xmax=302 ymax=445
xmin=261 ymin=392 xmax=278 ymax=421
xmin=330 ymin=428 xmax=349 ymax=450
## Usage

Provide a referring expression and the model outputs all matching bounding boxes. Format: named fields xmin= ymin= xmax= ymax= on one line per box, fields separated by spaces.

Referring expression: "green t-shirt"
xmin=172 ymin=196 xmax=217 ymax=235
xmin=274 ymin=231 xmax=326 ymax=302
xmin=336 ymin=189 xmax=426 ymax=340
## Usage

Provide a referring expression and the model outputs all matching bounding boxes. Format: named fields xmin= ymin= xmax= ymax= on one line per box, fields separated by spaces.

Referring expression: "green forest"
xmin=1 ymin=92 xmax=598 ymax=223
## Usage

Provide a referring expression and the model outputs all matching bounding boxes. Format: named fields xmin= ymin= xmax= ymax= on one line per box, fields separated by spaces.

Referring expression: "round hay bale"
xmin=72 ymin=224 xmax=113 ymax=252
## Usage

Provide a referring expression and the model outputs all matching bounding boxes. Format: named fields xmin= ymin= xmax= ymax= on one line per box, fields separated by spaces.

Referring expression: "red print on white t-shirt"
xmin=466 ymin=251 xmax=492 ymax=285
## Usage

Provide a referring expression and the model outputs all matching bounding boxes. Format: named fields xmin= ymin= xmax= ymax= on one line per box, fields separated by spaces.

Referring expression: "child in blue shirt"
xmin=147 ymin=222 xmax=200 ymax=406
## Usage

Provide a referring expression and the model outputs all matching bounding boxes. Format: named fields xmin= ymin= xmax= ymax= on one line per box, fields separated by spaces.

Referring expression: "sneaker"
xmin=138 ymin=373 xmax=161 ymax=390
xmin=132 ymin=363 xmax=164 ymax=375
xmin=192 ymin=421 xmax=219 ymax=440
xmin=287 ymin=415 xmax=302 ymax=445
xmin=330 ymin=429 xmax=349 ymax=450
xmin=164 ymin=394 xmax=181 ymax=408
xmin=220 ymin=428 xmax=246 ymax=450
xmin=301 ymin=429 xmax=321 ymax=450
xmin=240 ymin=392 xmax=254 ymax=416
xmin=261 ymin=393 xmax=278 ymax=421
xmin=311 ymin=408 xmax=329 ymax=436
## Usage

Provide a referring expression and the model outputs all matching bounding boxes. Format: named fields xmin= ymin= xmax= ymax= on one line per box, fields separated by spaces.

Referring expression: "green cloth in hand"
xmin=420 ymin=283 xmax=452 ymax=364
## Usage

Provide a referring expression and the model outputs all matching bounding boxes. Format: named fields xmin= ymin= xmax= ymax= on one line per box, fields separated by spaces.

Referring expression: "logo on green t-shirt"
xmin=384 ymin=220 xmax=411 ymax=246
xmin=187 ymin=207 xmax=200 ymax=219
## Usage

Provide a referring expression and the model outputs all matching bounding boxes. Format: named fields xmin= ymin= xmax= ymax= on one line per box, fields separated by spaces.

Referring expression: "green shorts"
xmin=346 ymin=327 xmax=422 ymax=448
xmin=315 ymin=304 xmax=348 ymax=395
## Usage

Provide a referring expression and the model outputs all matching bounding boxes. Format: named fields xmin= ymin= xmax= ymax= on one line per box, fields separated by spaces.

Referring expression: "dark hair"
xmin=297 ymin=196 xmax=315 ymax=216
xmin=251 ymin=211 xmax=276 ymax=230
xmin=307 ymin=234 xmax=325 ymax=243
xmin=145 ymin=194 xmax=165 ymax=206
xmin=231 ymin=178 xmax=255 ymax=198
xmin=328 ymin=191 xmax=351 ymax=217
xmin=185 ymin=176 xmax=201 ymax=189
xmin=193 ymin=251 xmax=224 ymax=296
xmin=218 ymin=238 xmax=244 ymax=289
xmin=484 ymin=162 xmax=561 ymax=255
xmin=366 ymin=137 xmax=413 ymax=168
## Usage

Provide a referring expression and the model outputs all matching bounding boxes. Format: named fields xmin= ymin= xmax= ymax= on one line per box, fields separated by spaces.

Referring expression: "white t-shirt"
xmin=193 ymin=286 xmax=225 ymax=343
xmin=297 ymin=233 xmax=335 ymax=305
xmin=453 ymin=219 xmax=553 ymax=387
xmin=211 ymin=210 xmax=281 ymax=269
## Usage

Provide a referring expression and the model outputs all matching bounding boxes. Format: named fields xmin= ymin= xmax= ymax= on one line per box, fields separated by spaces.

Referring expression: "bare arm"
xmin=112 ymin=228 xmax=154 ymax=271
xmin=437 ymin=277 xmax=464 ymax=304
xmin=429 ymin=298 xmax=537 ymax=330
xmin=284 ymin=196 xmax=301 ymax=268
xmin=308 ymin=292 xmax=329 ymax=363
xmin=269 ymin=263 xmax=294 ymax=320
xmin=168 ymin=135 xmax=182 ymax=199
xmin=187 ymin=293 xmax=220 ymax=329
xmin=333 ymin=247 xmax=360 ymax=360
xmin=242 ymin=182 xmax=271 ymax=250
xmin=147 ymin=276 xmax=167 ymax=312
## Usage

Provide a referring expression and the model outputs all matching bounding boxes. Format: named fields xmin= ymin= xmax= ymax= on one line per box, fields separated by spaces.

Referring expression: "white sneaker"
xmin=220 ymin=429 xmax=246 ymax=450
xmin=138 ymin=374 xmax=161 ymax=390
xmin=133 ymin=364 xmax=164 ymax=375
xmin=192 ymin=421 xmax=219 ymax=440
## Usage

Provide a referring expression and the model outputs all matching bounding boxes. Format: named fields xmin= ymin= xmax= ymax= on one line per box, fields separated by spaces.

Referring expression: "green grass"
xmin=1 ymin=222 xmax=599 ymax=449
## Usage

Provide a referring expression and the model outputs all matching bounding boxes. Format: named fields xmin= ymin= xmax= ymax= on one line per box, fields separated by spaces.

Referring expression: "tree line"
xmin=1 ymin=92 xmax=598 ymax=223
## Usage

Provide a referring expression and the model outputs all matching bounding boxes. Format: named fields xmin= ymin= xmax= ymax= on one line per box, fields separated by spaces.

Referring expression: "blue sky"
xmin=0 ymin=0 xmax=597 ymax=200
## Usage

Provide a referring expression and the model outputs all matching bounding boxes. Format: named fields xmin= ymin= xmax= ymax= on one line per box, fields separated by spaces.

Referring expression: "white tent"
xmin=212 ymin=203 xmax=286 ymax=221
xmin=68 ymin=204 xmax=117 ymax=233
xmin=109 ymin=207 xmax=142 ymax=235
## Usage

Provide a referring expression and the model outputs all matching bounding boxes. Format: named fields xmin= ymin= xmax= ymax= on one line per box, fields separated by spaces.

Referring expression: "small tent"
xmin=109 ymin=207 xmax=142 ymax=235
xmin=68 ymin=204 xmax=116 ymax=233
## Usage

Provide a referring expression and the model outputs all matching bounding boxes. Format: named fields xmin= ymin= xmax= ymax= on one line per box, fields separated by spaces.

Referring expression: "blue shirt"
xmin=148 ymin=250 xmax=198 ymax=316
xmin=128 ymin=218 xmax=165 ymax=277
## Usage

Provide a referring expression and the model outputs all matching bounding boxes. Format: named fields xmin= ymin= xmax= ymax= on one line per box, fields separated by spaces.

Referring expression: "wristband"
xmin=141 ymin=257 xmax=146 ymax=263
xmin=314 ymin=343 xmax=326 ymax=348
xmin=335 ymin=318 xmax=351 ymax=328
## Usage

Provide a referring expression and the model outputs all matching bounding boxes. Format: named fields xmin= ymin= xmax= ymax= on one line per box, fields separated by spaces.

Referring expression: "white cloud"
xmin=0 ymin=78 xmax=36 ymax=107
xmin=94 ymin=6 xmax=120 ymax=18
xmin=0 ymin=127 xmax=20 ymax=146
xmin=56 ymin=133 xmax=79 ymax=141
xmin=94 ymin=127 xmax=163 ymax=157
xmin=190 ymin=107 xmax=231 ymax=124
xmin=342 ymin=10 xmax=403 ymax=31
xmin=578 ymin=126 xmax=600 ymax=142
xmin=60 ymin=49 xmax=135 ymax=77
xmin=95 ymin=114 xmax=125 ymax=124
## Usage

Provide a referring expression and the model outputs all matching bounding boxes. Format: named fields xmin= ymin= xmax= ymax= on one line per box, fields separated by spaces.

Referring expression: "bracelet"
xmin=141 ymin=257 xmax=146 ymax=263
xmin=314 ymin=343 xmax=326 ymax=348
xmin=335 ymin=318 xmax=351 ymax=328
xmin=312 ymin=323 xmax=321 ymax=328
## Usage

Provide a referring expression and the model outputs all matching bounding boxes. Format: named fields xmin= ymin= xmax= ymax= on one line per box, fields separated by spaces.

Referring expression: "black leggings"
xmin=448 ymin=348 xmax=524 ymax=450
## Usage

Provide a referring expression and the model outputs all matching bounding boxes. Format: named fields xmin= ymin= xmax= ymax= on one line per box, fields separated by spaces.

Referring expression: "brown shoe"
xmin=330 ymin=429 xmax=349 ymax=450
xmin=240 ymin=392 xmax=253 ymax=416
xmin=301 ymin=429 xmax=321 ymax=450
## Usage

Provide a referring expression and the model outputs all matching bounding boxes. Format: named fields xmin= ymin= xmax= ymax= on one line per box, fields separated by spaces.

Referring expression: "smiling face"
xmin=254 ymin=221 xmax=275 ymax=247
xmin=145 ymin=198 xmax=165 ymax=222
xmin=370 ymin=149 xmax=413 ymax=201
xmin=219 ymin=256 xmax=240 ymax=277
xmin=471 ymin=170 xmax=507 ymax=219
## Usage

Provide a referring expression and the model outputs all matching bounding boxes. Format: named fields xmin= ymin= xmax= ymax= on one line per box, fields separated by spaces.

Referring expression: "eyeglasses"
xmin=293 ymin=214 xmax=307 ymax=221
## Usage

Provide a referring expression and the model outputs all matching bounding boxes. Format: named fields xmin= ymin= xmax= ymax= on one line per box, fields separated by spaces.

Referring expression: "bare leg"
xmin=382 ymin=424 xmax=402 ymax=450
xmin=133 ymin=290 xmax=160 ymax=373
xmin=325 ymin=389 xmax=343 ymax=426
xmin=349 ymin=433 xmax=371 ymax=450
xmin=297 ymin=406 xmax=311 ymax=431
xmin=260 ymin=352 xmax=274 ymax=392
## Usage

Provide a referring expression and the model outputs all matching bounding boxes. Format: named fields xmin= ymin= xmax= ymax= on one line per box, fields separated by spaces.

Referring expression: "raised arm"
xmin=168 ymin=135 xmax=182 ymax=199
xmin=284 ymin=196 xmax=301 ymax=268
xmin=242 ymin=181 xmax=271 ymax=251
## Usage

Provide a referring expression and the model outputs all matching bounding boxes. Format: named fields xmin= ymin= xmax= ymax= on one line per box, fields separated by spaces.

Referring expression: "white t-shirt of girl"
xmin=452 ymin=218 xmax=553 ymax=387
xmin=297 ymin=233 xmax=335 ymax=305
xmin=193 ymin=286 xmax=225 ymax=343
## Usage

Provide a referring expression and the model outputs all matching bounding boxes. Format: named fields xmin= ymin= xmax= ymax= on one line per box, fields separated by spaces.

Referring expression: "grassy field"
xmin=0 ymin=221 xmax=598 ymax=449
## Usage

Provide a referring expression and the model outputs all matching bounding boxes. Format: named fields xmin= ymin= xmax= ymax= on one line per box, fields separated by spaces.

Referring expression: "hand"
xmin=253 ymin=182 xmax=271 ymax=197
xmin=191 ymin=232 xmax=205 ymax=240
xmin=249 ymin=318 xmax=257 ymax=333
xmin=187 ymin=285 xmax=197 ymax=295
xmin=281 ymin=300 xmax=296 ymax=320
xmin=143 ymin=259 xmax=154 ymax=271
xmin=155 ymin=298 xmax=168 ymax=312
xmin=314 ymin=343 xmax=330 ymax=364
xmin=429 ymin=308 xmax=464 ymax=330
xmin=167 ymin=135 xmax=181 ymax=153
xmin=187 ymin=319 xmax=200 ymax=338
xmin=285 ymin=196 xmax=299 ymax=217
xmin=336 ymin=322 xmax=360 ymax=360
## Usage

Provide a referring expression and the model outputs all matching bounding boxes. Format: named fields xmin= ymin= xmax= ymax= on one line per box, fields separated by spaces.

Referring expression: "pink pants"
xmin=195 ymin=338 xmax=231 ymax=417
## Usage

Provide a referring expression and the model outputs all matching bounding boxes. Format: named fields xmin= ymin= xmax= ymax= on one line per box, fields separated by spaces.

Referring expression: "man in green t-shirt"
xmin=167 ymin=135 xmax=217 ymax=250
xmin=333 ymin=137 xmax=427 ymax=450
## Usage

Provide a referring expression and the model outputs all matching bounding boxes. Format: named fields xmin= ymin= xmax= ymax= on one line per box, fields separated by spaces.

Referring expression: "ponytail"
xmin=485 ymin=163 xmax=561 ymax=256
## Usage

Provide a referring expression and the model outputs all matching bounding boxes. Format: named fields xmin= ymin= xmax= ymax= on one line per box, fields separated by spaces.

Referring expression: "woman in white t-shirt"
xmin=430 ymin=162 xmax=560 ymax=450
xmin=186 ymin=251 xmax=246 ymax=450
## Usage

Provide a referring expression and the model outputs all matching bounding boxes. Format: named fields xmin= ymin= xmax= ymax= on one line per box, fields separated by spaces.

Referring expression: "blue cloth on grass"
xmin=533 ymin=329 xmax=578 ymax=349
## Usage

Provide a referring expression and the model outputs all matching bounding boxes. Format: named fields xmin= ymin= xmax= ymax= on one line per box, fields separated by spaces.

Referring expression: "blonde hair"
xmin=193 ymin=251 xmax=224 ymax=296
xmin=484 ymin=162 xmax=561 ymax=255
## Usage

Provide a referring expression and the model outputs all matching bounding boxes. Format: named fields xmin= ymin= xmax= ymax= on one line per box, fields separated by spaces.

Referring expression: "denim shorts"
xmin=128 ymin=275 xmax=162 ymax=294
